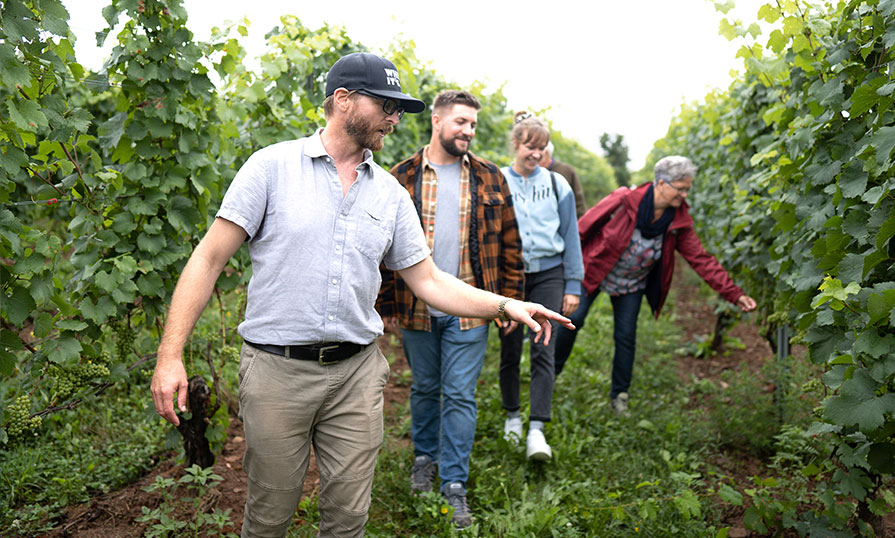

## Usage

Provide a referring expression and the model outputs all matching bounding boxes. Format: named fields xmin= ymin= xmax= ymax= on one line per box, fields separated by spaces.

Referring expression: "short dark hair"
xmin=432 ymin=90 xmax=481 ymax=113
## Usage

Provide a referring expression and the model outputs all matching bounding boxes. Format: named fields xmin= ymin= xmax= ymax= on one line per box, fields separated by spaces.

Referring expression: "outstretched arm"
xmin=151 ymin=218 xmax=247 ymax=426
xmin=676 ymin=225 xmax=757 ymax=312
xmin=397 ymin=256 xmax=574 ymax=344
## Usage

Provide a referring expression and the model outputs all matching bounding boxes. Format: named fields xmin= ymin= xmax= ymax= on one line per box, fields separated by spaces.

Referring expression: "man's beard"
xmin=440 ymin=132 xmax=471 ymax=157
xmin=346 ymin=113 xmax=393 ymax=152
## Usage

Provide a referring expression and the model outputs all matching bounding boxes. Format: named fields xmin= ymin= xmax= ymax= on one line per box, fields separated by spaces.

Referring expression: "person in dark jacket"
xmin=553 ymin=156 xmax=756 ymax=416
xmin=540 ymin=141 xmax=587 ymax=218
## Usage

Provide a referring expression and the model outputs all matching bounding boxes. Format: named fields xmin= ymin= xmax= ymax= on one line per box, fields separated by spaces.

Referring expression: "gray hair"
xmin=544 ymin=141 xmax=554 ymax=156
xmin=654 ymin=156 xmax=697 ymax=185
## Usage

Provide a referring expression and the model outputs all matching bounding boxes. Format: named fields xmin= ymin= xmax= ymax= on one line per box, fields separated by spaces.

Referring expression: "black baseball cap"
xmin=325 ymin=52 xmax=426 ymax=114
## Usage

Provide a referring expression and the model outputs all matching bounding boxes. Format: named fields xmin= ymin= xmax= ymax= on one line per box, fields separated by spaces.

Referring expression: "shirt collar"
xmin=422 ymin=144 xmax=470 ymax=172
xmin=505 ymin=165 xmax=541 ymax=178
xmin=307 ymin=128 xmax=374 ymax=170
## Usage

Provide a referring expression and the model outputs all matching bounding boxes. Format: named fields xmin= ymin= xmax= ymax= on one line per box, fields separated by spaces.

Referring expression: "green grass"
xmin=0 ymin=270 xmax=826 ymax=537
xmin=284 ymin=271 xmax=824 ymax=536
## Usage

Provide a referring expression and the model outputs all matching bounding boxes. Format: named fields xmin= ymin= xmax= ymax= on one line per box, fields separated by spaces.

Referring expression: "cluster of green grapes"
xmin=801 ymin=378 xmax=822 ymax=394
xmin=52 ymin=357 xmax=112 ymax=400
xmin=114 ymin=319 xmax=135 ymax=360
xmin=221 ymin=345 xmax=240 ymax=362
xmin=4 ymin=395 xmax=41 ymax=440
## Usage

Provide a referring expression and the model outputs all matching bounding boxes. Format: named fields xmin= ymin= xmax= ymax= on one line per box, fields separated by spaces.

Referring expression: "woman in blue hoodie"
xmin=498 ymin=112 xmax=584 ymax=461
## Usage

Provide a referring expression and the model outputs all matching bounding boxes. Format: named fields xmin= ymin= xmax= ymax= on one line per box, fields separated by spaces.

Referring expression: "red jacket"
xmin=579 ymin=182 xmax=743 ymax=316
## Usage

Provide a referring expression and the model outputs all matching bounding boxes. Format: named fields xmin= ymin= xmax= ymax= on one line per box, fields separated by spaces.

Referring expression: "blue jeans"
xmin=401 ymin=316 xmax=489 ymax=488
xmin=554 ymin=285 xmax=645 ymax=398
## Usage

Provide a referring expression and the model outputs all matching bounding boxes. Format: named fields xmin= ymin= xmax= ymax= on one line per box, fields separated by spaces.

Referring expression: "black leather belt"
xmin=245 ymin=341 xmax=366 ymax=365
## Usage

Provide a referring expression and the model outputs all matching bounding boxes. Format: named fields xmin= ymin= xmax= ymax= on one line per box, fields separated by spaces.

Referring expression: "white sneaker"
xmin=526 ymin=429 xmax=552 ymax=461
xmin=611 ymin=392 xmax=630 ymax=417
xmin=504 ymin=417 xmax=523 ymax=443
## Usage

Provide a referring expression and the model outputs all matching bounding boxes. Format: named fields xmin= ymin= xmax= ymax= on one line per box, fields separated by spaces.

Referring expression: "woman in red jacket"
xmin=553 ymin=156 xmax=756 ymax=416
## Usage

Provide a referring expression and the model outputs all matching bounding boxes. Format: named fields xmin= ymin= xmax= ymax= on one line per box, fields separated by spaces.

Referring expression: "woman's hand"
xmin=736 ymin=295 xmax=757 ymax=312
xmin=562 ymin=294 xmax=580 ymax=317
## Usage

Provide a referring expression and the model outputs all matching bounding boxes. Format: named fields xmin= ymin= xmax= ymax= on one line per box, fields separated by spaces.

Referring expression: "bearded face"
xmin=439 ymin=129 xmax=471 ymax=157
xmin=345 ymin=98 xmax=395 ymax=152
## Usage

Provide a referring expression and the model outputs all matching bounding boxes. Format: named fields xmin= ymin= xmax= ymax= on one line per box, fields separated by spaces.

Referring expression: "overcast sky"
xmin=63 ymin=0 xmax=766 ymax=170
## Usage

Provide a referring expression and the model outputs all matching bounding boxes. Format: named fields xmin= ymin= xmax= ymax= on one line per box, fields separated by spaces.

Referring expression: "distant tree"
xmin=599 ymin=133 xmax=631 ymax=187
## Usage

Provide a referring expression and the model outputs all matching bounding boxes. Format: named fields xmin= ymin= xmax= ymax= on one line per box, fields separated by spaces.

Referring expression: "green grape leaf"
xmin=37 ymin=0 xmax=71 ymax=36
xmin=0 ymin=350 xmax=14 ymax=376
xmin=838 ymin=165 xmax=867 ymax=199
xmin=882 ymin=0 xmax=895 ymax=16
xmin=854 ymin=329 xmax=895 ymax=359
xmin=80 ymin=295 xmax=116 ymax=324
xmin=56 ymin=319 xmax=88 ymax=331
xmin=824 ymin=370 xmax=895 ymax=431
xmin=7 ymin=100 xmax=49 ymax=131
xmin=717 ymin=483 xmax=743 ymax=506
xmin=867 ymin=290 xmax=895 ymax=325
xmin=836 ymin=253 xmax=864 ymax=284
xmin=5 ymin=285 xmax=35 ymax=325
xmin=0 ymin=43 xmax=31 ymax=91
xmin=98 ymin=112 xmax=127 ymax=149
xmin=758 ymin=4 xmax=781 ymax=22
xmin=0 ymin=329 xmax=24 ymax=351
xmin=45 ymin=334 xmax=82 ymax=364
xmin=850 ymin=80 xmax=885 ymax=118
xmin=871 ymin=126 xmax=895 ymax=165
xmin=868 ymin=443 xmax=895 ymax=474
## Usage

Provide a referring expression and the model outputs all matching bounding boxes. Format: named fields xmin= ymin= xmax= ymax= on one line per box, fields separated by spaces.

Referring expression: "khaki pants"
xmin=237 ymin=342 xmax=389 ymax=538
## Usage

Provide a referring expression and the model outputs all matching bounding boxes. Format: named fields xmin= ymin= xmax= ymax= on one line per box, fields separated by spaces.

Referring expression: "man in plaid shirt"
xmin=377 ymin=90 xmax=524 ymax=528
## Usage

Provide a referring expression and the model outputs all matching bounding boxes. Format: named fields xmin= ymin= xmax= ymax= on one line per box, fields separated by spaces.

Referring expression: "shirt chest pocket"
xmin=482 ymin=195 xmax=504 ymax=233
xmin=354 ymin=210 xmax=392 ymax=262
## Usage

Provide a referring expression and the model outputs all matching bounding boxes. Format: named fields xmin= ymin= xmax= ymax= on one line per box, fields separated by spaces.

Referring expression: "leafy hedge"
xmin=650 ymin=0 xmax=895 ymax=533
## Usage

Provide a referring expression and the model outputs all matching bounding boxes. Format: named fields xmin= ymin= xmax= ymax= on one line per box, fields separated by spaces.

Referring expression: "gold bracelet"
xmin=497 ymin=298 xmax=510 ymax=321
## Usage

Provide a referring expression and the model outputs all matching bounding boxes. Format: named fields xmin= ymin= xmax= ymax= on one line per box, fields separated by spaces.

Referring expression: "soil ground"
xmin=41 ymin=263 xmax=834 ymax=537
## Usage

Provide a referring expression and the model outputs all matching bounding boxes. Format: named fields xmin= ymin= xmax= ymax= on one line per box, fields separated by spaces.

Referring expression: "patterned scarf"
xmin=636 ymin=183 xmax=675 ymax=239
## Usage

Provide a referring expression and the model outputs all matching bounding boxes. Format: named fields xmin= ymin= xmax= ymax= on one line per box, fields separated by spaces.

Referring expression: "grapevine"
xmin=652 ymin=0 xmax=895 ymax=532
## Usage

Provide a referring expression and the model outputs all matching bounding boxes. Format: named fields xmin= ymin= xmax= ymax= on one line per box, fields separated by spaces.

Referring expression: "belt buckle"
xmin=318 ymin=344 xmax=340 ymax=365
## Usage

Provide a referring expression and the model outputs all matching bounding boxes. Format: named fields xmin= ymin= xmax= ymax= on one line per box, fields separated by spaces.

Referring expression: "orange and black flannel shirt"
xmin=377 ymin=147 xmax=525 ymax=330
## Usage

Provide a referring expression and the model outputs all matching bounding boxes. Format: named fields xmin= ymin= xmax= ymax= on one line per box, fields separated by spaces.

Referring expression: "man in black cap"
xmin=151 ymin=52 xmax=573 ymax=538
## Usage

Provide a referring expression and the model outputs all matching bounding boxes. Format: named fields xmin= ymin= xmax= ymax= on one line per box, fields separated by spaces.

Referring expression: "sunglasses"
xmin=355 ymin=90 xmax=405 ymax=119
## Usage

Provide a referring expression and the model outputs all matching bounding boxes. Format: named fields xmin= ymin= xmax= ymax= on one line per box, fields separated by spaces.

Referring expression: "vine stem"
xmin=28 ymin=166 xmax=66 ymax=197
xmin=27 ymin=353 xmax=157 ymax=419
xmin=59 ymin=141 xmax=84 ymax=181
xmin=793 ymin=0 xmax=827 ymax=83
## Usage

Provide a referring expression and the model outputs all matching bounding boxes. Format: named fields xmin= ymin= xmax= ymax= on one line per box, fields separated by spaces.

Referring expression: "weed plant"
xmin=136 ymin=464 xmax=239 ymax=537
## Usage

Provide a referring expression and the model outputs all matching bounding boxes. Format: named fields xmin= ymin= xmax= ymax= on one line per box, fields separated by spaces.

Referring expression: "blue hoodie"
xmin=502 ymin=165 xmax=584 ymax=296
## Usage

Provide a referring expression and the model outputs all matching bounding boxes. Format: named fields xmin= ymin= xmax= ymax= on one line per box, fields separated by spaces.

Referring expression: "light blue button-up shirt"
xmin=217 ymin=131 xmax=430 ymax=346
